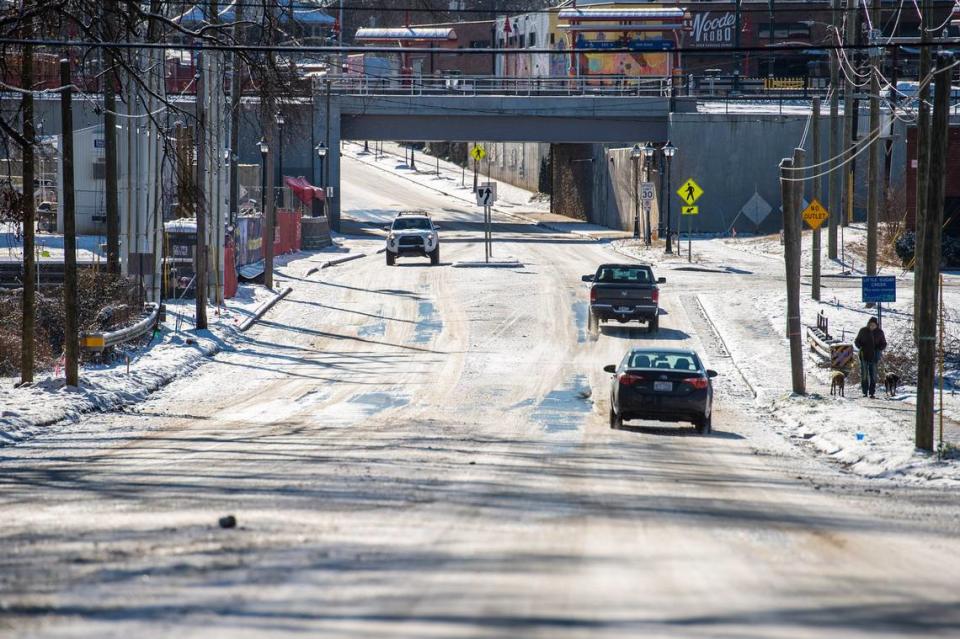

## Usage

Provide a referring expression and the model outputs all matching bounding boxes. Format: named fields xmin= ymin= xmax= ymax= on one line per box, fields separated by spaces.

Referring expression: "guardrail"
xmin=81 ymin=303 xmax=161 ymax=352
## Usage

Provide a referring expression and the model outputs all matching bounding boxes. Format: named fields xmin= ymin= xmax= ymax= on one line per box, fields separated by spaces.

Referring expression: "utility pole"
xmin=263 ymin=122 xmax=276 ymax=290
xmin=781 ymin=148 xmax=806 ymax=395
xmin=104 ymin=0 xmax=120 ymax=274
xmin=827 ymin=0 xmax=841 ymax=259
xmin=60 ymin=58 xmax=79 ymax=387
xmin=812 ymin=97 xmax=822 ymax=301
xmin=915 ymin=53 xmax=952 ymax=452
xmin=228 ymin=0 xmax=244 ymax=225
xmin=865 ymin=0 xmax=881 ymax=276
xmin=195 ymin=50 xmax=208 ymax=330
xmin=841 ymin=0 xmax=857 ymax=230
xmin=914 ymin=0 xmax=932 ymax=340
xmin=20 ymin=38 xmax=35 ymax=385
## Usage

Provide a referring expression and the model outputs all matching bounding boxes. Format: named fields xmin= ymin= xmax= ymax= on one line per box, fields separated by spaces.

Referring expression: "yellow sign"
xmin=470 ymin=145 xmax=486 ymax=161
xmin=802 ymin=198 xmax=829 ymax=230
xmin=681 ymin=205 xmax=699 ymax=216
xmin=82 ymin=334 xmax=105 ymax=350
xmin=677 ymin=178 xmax=703 ymax=205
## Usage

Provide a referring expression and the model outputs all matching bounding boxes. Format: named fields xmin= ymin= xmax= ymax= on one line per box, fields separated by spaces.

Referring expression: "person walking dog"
xmin=854 ymin=316 xmax=887 ymax=398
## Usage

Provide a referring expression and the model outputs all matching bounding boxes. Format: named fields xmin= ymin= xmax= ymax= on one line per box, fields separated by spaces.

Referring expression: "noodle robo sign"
xmin=802 ymin=199 xmax=829 ymax=230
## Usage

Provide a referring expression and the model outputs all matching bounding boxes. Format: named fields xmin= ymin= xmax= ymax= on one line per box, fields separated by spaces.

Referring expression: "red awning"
xmin=284 ymin=176 xmax=324 ymax=204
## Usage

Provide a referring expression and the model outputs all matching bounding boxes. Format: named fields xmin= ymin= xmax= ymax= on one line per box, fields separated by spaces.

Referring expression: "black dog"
xmin=884 ymin=373 xmax=901 ymax=397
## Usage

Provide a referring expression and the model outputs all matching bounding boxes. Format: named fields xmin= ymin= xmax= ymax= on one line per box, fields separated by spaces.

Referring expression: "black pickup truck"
xmin=582 ymin=263 xmax=665 ymax=333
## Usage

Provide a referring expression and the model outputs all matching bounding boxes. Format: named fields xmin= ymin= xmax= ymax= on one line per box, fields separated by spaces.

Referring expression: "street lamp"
xmin=662 ymin=140 xmax=677 ymax=254
xmin=642 ymin=142 xmax=656 ymax=245
xmin=258 ymin=137 xmax=268 ymax=214
xmin=275 ymin=111 xmax=285 ymax=208
xmin=630 ymin=144 xmax=642 ymax=240
xmin=315 ymin=142 xmax=327 ymax=218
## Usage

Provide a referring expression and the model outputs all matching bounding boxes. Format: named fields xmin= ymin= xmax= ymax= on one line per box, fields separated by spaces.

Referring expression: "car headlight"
xmin=387 ymin=233 xmax=395 ymax=242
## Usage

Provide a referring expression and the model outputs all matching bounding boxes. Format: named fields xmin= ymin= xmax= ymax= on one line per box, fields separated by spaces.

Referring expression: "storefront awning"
xmin=355 ymin=27 xmax=457 ymax=42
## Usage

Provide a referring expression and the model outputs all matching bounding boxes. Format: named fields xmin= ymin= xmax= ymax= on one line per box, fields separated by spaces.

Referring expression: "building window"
xmin=528 ymin=32 xmax=536 ymax=47
xmin=550 ymin=32 xmax=555 ymax=45
xmin=519 ymin=34 xmax=525 ymax=47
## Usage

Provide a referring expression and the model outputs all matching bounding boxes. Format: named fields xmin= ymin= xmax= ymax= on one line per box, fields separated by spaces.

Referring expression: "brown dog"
xmin=830 ymin=370 xmax=846 ymax=397
xmin=884 ymin=372 xmax=901 ymax=397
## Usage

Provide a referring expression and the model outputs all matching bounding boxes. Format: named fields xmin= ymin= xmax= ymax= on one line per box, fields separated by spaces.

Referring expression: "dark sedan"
xmin=605 ymin=348 xmax=717 ymax=434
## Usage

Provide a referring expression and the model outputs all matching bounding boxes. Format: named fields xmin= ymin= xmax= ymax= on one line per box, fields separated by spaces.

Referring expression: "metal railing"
xmin=322 ymin=73 xmax=831 ymax=99
xmin=326 ymin=74 xmax=671 ymax=97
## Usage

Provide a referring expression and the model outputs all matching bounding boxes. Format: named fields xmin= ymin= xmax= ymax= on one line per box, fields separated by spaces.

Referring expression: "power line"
xmin=2 ymin=36 xmax=959 ymax=55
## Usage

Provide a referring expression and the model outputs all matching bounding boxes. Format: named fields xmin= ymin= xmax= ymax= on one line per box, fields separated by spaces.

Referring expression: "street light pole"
xmin=315 ymin=142 xmax=327 ymax=218
xmin=663 ymin=141 xmax=677 ymax=254
xmin=275 ymin=110 xmax=285 ymax=208
xmin=259 ymin=138 xmax=268 ymax=215
xmin=630 ymin=144 xmax=641 ymax=240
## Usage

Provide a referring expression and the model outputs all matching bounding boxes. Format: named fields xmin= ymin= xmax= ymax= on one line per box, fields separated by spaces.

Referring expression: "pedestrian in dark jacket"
xmin=855 ymin=316 xmax=887 ymax=398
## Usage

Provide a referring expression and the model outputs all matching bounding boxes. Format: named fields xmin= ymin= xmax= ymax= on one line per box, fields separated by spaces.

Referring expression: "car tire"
xmin=429 ymin=247 xmax=440 ymax=266
xmin=609 ymin=406 xmax=623 ymax=430
xmin=386 ymin=251 xmax=396 ymax=266
xmin=695 ymin=412 xmax=712 ymax=435
xmin=648 ymin=315 xmax=659 ymax=334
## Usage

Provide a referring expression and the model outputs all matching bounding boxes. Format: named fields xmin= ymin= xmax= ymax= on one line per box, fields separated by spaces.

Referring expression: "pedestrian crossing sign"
xmin=677 ymin=178 xmax=703 ymax=205
xmin=470 ymin=145 xmax=486 ymax=161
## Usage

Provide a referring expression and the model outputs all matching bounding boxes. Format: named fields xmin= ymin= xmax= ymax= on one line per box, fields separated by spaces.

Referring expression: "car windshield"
xmin=393 ymin=218 xmax=432 ymax=231
xmin=627 ymin=351 xmax=702 ymax=371
xmin=596 ymin=266 xmax=651 ymax=283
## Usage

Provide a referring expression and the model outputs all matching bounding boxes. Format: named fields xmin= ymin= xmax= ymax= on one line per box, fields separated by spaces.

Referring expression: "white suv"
xmin=385 ymin=213 xmax=440 ymax=266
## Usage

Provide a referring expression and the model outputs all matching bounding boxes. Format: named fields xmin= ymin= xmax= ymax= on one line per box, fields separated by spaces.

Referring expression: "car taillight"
xmin=590 ymin=287 xmax=597 ymax=303
xmin=619 ymin=373 xmax=645 ymax=386
xmin=652 ymin=287 xmax=659 ymax=303
xmin=683 ymin=376 xmax=709 ymax=390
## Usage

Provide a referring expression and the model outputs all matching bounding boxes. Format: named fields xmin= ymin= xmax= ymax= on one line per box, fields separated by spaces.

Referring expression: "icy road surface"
xmin=2 ymin=154 xmax=960 ymax=638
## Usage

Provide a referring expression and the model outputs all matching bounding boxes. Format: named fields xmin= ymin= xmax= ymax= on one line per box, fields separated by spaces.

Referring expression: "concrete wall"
xmin=481 ymin=142 xmax=548 ymax=193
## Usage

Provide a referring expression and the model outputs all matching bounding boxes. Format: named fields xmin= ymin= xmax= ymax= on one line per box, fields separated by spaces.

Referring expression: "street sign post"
xmin=862 ymin=275 xmax=896 ymax=327
xmin=802 ymin=199 xmax=829 ymax=230
xmin=676 ymin=178 xmax=703 ymax=263
xmin=476 ymin=182 xmax=497 ymax=262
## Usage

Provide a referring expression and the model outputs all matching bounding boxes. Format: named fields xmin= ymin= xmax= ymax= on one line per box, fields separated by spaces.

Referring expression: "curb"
xmin=452 ymin=260 xmax=524 ymax=269
xmin=304 ymin=252 xmax=366 ymax=277
xmin=239 ymin=286 xmax=293 ymax=332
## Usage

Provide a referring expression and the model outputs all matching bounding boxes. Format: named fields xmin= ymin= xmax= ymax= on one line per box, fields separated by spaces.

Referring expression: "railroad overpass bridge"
xmin=314 ymin=78 xmax=692 ymax=228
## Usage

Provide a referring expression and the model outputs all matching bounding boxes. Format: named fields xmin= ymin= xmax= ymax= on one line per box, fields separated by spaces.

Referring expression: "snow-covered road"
xmin=2 ymin=155 xmax=960 ymax=638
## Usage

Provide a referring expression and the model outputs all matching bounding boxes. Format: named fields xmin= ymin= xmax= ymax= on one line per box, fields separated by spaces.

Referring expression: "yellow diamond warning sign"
xmin=469 ymin=145 xmax=486 ymax=161
xmin=802 ymin=199 xmax=829 ymax=230
xmin=677 ymin=178 xmax=703 ymax=205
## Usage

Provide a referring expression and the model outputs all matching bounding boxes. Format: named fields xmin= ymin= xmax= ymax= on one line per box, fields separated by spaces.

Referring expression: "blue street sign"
xmin=862 ymin=276 xmax=896 ymax=303
xmin=575 ymin=37 xmax=675 ymax=52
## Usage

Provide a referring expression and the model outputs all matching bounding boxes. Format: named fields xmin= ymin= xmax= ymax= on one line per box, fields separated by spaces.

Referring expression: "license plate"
xmin=615 ymin=306 xmax=632 ymax=313
xmin=653 ymin=381 xmax=672 ymax=392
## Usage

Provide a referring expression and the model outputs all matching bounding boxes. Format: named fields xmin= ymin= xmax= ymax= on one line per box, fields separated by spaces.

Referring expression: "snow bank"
xmin=0 ymin=283 xmax=278 ymax=446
